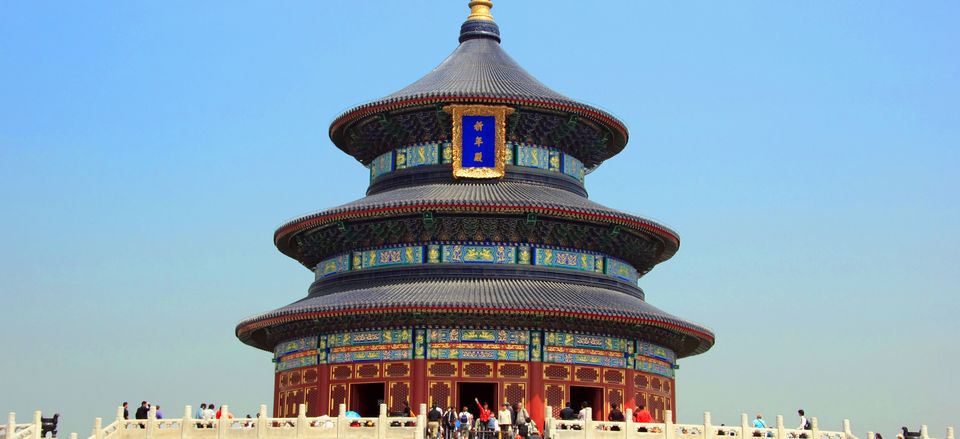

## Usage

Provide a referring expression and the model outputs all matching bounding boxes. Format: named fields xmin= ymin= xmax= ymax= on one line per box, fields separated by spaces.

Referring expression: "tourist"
xmin=559 ymin=402 xmax=575 ymax=421
xmin=203 ymin=404 xmax=215 ymax=428
xmin=443 ymin=406 xmax=457 ymax=439
xmin=517 ymin=417 xmax=531 ymax=439
xmin=196 ymin=404 xmax=207 ymax=428
xmin=514 ymin=402 xmax=529 ymax=436
xmin=122 ymin=402 xmax=129 ymax=421
xmin=155 ymin=406 xmax=163 ymax=420
xmin=608 ymin=403 xmax=624 ymax=422
xmin=427 ymin=405 xmax=442 ymax=439
xmin=402 ymin=401 xmax=413 ymax=417
xmin=498 ymin=403 xmax=513 ymax=439
xmin=474 ymin=398 xmax=493 ymax=431
xmin=797 ymin=410 xmax=810 ymax=430
xmin=457 ymin=407 xmax=472 ymax=439
xmin=135 ymin=401 xmax=149 ymax=429
xmin=243 ymin=415 xmax=253 ymax=429
xmin=577 ymin=401 xmax=589 ymax=421
xmin=633 ymin=404 xmax=652 ymax=423
xmin=753 ymin=414 xmax=767 ymax=429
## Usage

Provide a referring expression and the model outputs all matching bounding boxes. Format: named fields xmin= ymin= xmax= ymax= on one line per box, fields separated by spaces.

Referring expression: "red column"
xmin=273 ymin=372 xmax=282 ymax=417
xmin=413 ymin=359 xmax=427 ymax=409
xmin=529 ymin=361 xmax=544 ymax=432
xmin=318 ymin=364 xmax=330 ymax=416
xmin=625 ymin=369 xmax=636 ymax=412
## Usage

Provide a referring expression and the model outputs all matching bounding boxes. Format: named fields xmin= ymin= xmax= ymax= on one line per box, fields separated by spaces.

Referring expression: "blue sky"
xmin=1 ymin=1 xmax=957 ymax=437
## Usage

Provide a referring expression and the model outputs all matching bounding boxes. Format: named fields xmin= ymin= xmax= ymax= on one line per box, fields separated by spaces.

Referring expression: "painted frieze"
xmin=356 ymin=246 xmax=424 ymax=270
xmin=441 ymin=244 xmax=516 ymax=264
xmin=315 ymin=254 xmax=351 ymax=279
xmin=534 ymin=248 xmax=601 ymax=273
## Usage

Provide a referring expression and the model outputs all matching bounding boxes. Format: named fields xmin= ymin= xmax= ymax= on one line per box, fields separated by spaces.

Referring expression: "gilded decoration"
xmin=444 ymin=104 xmax=514 ymax=179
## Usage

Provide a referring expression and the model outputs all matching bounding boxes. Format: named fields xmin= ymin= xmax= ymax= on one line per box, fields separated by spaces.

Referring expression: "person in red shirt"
xmin=633 ymin=404 xmax=653 ymax=424
xmin=474 ymin=398 xmax=493 ymax=430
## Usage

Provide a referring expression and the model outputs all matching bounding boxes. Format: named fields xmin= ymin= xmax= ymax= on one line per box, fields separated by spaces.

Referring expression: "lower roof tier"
xmin=236 ymin=276 xmax=714 ymax=358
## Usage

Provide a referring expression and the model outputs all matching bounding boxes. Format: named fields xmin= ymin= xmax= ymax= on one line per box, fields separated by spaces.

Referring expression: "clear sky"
xmin=1 ymin=1 xmax=957 ymax=437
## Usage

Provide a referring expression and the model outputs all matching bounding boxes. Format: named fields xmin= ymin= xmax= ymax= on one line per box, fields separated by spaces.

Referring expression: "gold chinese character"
xmin=474 ymin=152 xmax=483 ymax=162
xmin=474 ymin=120 xmax=484 ymax=131
xmin=474 ymin=136 xmax=483 ymax=147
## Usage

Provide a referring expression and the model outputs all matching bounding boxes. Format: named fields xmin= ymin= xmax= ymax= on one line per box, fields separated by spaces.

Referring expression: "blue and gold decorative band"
xmin=274 ymin=330 xmax=675 ymax=376
xmin=313 ymin=243 xmax=639 ymax=285
xmin=368 ymin=141 xmax=586 ymax=183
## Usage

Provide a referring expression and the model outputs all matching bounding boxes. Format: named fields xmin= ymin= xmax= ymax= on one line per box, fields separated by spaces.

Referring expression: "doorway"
xmin=569 ymin=386 xmax=603 ymax=421
xmin=350 ymin=382 xmax=385 ymax=417
xmin=457 ymin=382 xmax=498 ymax=421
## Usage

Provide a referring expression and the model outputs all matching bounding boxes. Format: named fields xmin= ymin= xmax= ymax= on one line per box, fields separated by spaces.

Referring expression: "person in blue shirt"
xmin=195 ymin=404 xmax=207 ymax=428
xmin=753 ymin=414 xmax=768 ymax=429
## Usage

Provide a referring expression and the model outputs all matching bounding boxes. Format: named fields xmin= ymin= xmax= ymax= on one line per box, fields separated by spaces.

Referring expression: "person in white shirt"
xmin=797 ymin=410 xmax=809 ymax=431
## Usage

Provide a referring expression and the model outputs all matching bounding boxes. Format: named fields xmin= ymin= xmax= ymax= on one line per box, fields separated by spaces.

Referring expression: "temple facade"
xmin=236 ymin=1 xmax=714 ymax=427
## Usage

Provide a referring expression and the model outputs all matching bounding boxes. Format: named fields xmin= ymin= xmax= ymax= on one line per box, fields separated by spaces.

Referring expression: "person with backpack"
xmin=797 ymin=410 xmax=810 ymax=430
xmin=458 ymin=406 xmax=472 ymax=439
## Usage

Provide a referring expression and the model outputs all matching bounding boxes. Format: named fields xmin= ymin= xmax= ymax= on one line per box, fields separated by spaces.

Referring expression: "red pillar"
xmin=413 ymin=359 xmax=427 ymax=410
xmin=273 ymin=372 xmax=282 ymax=417
xmin=529 ymin=361 xmax=544 ymax=432
xmin=318 ymin=363 xmax=330 ymax=416
xmin=625 ymin=369 xmax=636 ymax=413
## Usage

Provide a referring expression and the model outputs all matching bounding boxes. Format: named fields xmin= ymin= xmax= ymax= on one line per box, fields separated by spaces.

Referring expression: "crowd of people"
xmin=120 ymin=401 xmax=261 ymax=429
xmin=424 ymin=398 xmax=534 ymax=439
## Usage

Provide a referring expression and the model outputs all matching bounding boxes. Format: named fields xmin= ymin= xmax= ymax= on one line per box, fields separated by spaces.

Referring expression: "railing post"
xmin=866 ymin=432 xmax=873 ymax=439
xmin=921 ymin=426 xmax=929 ymax=439
xmin=704 ymin=412 xmax=713 ymax=439
xmin=377 ymin=404 xmax=387 ymax=439
xmin=946 ymin=427 xmax=954 ymax=439
xmin=811 ymin=417 xmax=820 ymax=439
xmin=775 ymin=416 xmax=785 ymax=439
xmin=8 ymin=413 xmax=17 ymax=439
xmin=336 ymin=404 xmax=347 ymax=439
xmin=147 ymin=406 xmax=157 ymax=439
xmin=415 ymin=404 xmax=427 ymax=439
xmin=116 ymin=407 xmax=125 ymax=427
xmin=95 ymin=418 xmax=104 ymax=439
xmin=741 ymin=414 xmax=750 ymax=439
xmin=72 ymin=433 xmax=78 ymax=439
xmin=182 ymin=405 xmax=192 ymax=439
xmin=545 ymin=405 xmax=554 ymax=439
xmin=296 ymin=404 xmax=307 ymax=439
xmin=217 ymin=405 xmax=229 ymax=439
xmin=257 ymin=406 xmax=267 ymax=439
xmin=584 ymin=408 xmax=595 ymax=439
xmin=33 ymin=411 xmax=42 ymax=439
xmin=843 ymin=420 xmax=858 ymax=439
xmin=665 ymin=410 xmax=675 ymax=439
xmin=625 ymin=409 xmax=634 ymax=438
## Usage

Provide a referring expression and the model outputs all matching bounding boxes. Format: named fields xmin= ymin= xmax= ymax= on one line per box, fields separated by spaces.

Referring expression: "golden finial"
xmin=467 ymin=0 xmax=494 ymax=21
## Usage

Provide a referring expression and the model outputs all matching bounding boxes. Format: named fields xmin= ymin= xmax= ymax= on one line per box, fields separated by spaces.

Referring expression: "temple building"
xmin=236 ymin=1 xmax=714 ymax=426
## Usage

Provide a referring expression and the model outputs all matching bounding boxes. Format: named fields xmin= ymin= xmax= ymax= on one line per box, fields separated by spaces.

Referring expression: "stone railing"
xmin=4 ymin=406 xmax=954 ymax=439
xmin=84 ymin=404 xmax=423 ymax=439
xmin=542 ymin=408 xmax=955 ymax=439
xmin=4 ymin=412 xmax=42 ymax=439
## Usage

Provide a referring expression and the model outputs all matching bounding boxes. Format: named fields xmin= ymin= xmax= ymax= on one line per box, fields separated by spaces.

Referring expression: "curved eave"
xmin=236 ymin=305 xmax=714 ymax=357
xmin=329 ymin=94 xmax=629 ymax=165
xmin=273 ymin=201 xmax=680 ymax=260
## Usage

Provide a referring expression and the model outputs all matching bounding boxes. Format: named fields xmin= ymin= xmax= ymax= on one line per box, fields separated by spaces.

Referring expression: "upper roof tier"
xmin=329 ymin=2 xmax=629 ymax=169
